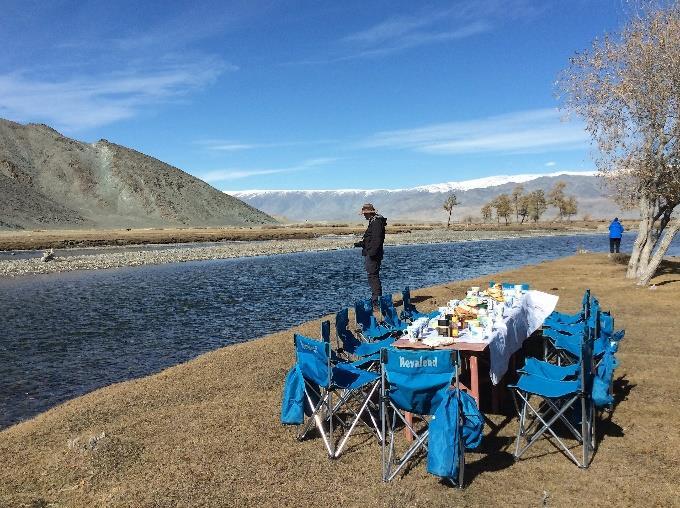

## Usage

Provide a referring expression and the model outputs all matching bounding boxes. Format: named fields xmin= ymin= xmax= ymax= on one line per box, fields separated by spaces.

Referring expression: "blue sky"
xmin=0 ymin=1 xmax=630 ymax=190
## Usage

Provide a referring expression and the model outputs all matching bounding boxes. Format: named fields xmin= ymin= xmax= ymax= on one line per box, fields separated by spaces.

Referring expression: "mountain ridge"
xmin=230 ymin=172 xmax=633 ymax=222
xmin=0 ymin=118 xmax=275 ymax=230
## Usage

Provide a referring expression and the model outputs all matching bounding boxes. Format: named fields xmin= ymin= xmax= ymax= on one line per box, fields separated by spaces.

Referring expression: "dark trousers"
xmin=609 ymin=237 xmax=621 ymax=253
xmin=364 ymin=256 xmax=382 ymax=306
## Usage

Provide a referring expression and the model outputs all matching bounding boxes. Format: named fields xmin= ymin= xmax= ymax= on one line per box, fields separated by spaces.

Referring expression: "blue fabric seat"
xmin=379 ymin=294 xmax=408 ymax=333
xmin=355 ymin=298 xmax=393 ymax=340
xmin=399 ymin=286 xmax=438 ymax=322
xmin=519 ymin=357 xmax=579 ymax=380
xmin=334 ymin=308 xmax=394 ymax=363
xmin=545 ymin=289 xmax=590 ymax=326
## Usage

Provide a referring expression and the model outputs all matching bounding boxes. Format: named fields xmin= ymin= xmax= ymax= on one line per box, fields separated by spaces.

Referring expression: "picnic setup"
xmin=280 ymin=283 xmax=624 ymax=487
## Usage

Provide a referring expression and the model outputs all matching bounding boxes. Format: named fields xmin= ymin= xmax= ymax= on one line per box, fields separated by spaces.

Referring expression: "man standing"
xmin=354 ymin=203 xmax=387 ymax=311
xmin=609 ymin=217 xmax=624 ymax=253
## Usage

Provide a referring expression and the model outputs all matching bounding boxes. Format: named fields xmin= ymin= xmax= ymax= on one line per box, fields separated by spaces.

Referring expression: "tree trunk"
xmin=627 ymin=197 xmax=653 ymax=278
xmin=637 ymin=225 xmax=657 ymax=277
xmin=637 ymin=219 xmax=680 ymax=286
xmin=447 ymin=210 xmax=451 ymax=228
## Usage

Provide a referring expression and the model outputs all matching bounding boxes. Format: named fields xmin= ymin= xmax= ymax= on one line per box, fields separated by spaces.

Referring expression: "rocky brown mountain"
xmin=0 ymin=118 xmax=275 ymax=230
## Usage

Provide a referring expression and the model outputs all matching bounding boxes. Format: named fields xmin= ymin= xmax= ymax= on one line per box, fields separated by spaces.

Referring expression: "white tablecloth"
xmin=486 ymin=290 xmax=558 ymax=384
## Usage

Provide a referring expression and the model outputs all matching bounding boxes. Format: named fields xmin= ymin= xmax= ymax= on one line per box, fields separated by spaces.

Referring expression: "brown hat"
xmin=359 ymin=203 xmax=377 ymax=214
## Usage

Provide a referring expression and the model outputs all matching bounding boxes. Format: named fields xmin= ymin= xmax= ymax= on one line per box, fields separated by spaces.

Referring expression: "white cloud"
xmin=361 ymin=109 xmax=589 ymax=155
xmin=545 ymin=161 xmax=557 ymax=167
xmin=283 ymin=5 xmax=498 ymax=65
xmin=0 ymin=59 xmax=230 ymax=131
xmin=201 ymin=157 xmax=337 ymax=182
xmin=196 ymin=138 xmax=339 ymax=152
xmin=341 ymin=21 xmax=491 ymax=60
xmin=203 ymin=143 xmax=259 ymax=152
xmin=326 ymin=1 xmax=544 ymax=62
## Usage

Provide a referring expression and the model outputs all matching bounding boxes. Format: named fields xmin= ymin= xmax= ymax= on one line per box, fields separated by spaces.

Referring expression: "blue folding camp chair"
xmin=335 ymin=308 xmax=394 ymax=364
xmin=544 ymin=289 xmax=590 ymax=327
xmin=543 ymin=293 xmax=596 ymax=363
xmin=380 ymin=348 xmax=483 ymax=485
xmin=355 ymin=298 xmax=393 ymax=341
xmin=292 ymin=334 xmax=382 ymax=458
xmin=545 ymin=311 xmax=624 ymax=366
xmin=399 ymin=287 xmax=439 ymax=322
xmin=510 ymin=308 xmax=599 ymax=468
xmin=379 ymin=294 xmax=408 ymax=333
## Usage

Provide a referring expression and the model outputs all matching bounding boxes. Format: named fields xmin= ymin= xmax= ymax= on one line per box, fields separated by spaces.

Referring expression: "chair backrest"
xmin=381 ymin=348 xmax=458 ymax=416
xmin=355 ymin=298 xmax=377 ymax=330
xmin=335 ymin=308 xmax=362 ymax=354
xmin=588 ymin=296 xmax=600 ymax=319
xmin=581 ymin=305 xmax=600 ymax=394
xmin=402 ymin=287 xmax=415 ymax=311
xmin=321 ymin=320 xmax=331 ymax=343
xmin=380 ymin=294 xmax=403 ymax=328
xmin=600 ymin=313 xmax=614 ymax=339
xmin=581 ymin=289 xmax=591 ymax=311
xmin=295 ymin=334 xmax=331 ymax=388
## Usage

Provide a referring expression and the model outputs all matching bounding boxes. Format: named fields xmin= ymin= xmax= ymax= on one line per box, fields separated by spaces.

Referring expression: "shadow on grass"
xmin=651 ymin=258 xmax=680 ymax=286
xmin=439 ymin=434 xmax=516 ymax=488
xmin=608 ymin=254 xmax=680 ymax=286
xmin=595 ymin=375 xmax=635 ymax=444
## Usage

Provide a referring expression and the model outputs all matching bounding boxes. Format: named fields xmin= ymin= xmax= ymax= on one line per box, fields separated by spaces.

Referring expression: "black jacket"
xmin=355 ymin=214 xmax=387 ymax=259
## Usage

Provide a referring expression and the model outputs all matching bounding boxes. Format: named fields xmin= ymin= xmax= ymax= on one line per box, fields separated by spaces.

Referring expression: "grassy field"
xmin=1 ymin=253 xmax=677 ymax=507
xmin=0 ymin=221 xmax=616 ymax=251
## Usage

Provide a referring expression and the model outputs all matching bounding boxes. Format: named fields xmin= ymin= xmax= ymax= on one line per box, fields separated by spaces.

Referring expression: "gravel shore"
xmin=0 ymin=229 xmax=595 ymax=277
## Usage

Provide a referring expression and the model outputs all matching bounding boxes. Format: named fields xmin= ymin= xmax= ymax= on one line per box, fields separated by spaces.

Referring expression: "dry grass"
xmin=0 ymin=225 xmax=431 ymax=251
xmin=0 ymin=221 xmax=614 ymax=251
xmin=1 ymin=254 xmax=679 ymax=507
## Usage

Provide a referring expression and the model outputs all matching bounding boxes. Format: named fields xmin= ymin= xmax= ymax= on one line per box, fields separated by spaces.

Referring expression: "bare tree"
xmin=481 ymin=203 xmax=493 ymax=222
xmin=518 ymin=195 xmax=530 ymax=223
xmin=548 ymin=181 xmax=568 ymax=220
xmin=443 ymin=193 xmax=459 ymax=228
xmin=527 ymin=190 xmax=548 ymax=223
xmin=563 ymin=196 xmax=578 ymax=221
xmin=558 ymin=2 xmax=680 ymax=285
xmin=511 ymin=185 xmax=525 ymax=222
xmin=494 ymin=194 xmax=513 ymax=225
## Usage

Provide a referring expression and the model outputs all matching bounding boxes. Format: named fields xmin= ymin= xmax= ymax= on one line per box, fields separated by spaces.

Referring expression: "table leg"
xmin=469 ymin=354 xmax=480 ymax=408
xmin=403 ymin=411 xmax=413 ymax=442
xmin=491 ymin=384 xmax=500 ymax=413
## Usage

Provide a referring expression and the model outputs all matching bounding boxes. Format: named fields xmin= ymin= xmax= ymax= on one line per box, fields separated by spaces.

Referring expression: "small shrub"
xmin=609 ymin=253 xmax=629 ymax=265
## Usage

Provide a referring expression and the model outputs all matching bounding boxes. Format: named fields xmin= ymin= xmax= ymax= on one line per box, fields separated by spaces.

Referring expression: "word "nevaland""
xmin=399 ymin=356 xmax=438 ymax=368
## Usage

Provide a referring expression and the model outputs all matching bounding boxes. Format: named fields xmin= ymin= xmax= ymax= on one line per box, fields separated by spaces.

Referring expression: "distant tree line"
xmin=481 ymin=181 xmax=578 ymax=224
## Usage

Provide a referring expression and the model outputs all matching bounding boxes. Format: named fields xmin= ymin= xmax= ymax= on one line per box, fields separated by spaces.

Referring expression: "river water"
xmin=0 ymin=232 xmax=675 ymax=428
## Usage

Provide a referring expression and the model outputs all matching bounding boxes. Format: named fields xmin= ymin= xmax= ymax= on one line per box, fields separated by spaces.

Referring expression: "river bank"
xmin=0 ymin=227 xmax=603 ymax=277
xmin=1 ymin=254 xmax=678 ymax=507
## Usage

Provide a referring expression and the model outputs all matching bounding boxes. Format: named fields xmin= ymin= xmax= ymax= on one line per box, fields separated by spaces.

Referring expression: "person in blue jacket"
xmin=609 ymin=217 xmax=624 ymax=253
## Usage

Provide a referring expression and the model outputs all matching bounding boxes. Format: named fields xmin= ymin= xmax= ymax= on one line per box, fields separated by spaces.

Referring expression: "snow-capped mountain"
xmin=229 ymin=171 xmax=630 ymax=222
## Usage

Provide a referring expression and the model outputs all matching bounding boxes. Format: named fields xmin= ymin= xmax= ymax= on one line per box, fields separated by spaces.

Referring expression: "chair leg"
xmin=334 ymin=382 xmax=380 ymax=458
xmin=301 ymin=389 xmax=335 ymax=457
